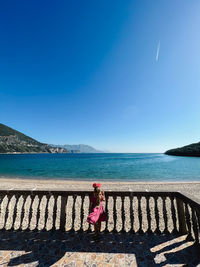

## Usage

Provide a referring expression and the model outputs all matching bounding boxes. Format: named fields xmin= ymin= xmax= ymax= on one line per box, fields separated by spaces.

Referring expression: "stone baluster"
xmin=196 ymin=209 xmax=200 ymax=244
xmin=52 ymin=195 xmax=58 ymax=230
xmin=146 ymin=196 xmax=152 ymax=234
xmin=11 ymin=195 xmax=19 ymax=231
xmin=137 ymin=196 xmax=143 ymax=234
xmin=44 ymin=195 xmax=51 ymax=230
xmin=185 ymin=202 xmax=192 ymax=240
xmin=113 ymin=196 xmax=117 ymax=232
xmin=154 ymin=196 xmax=161 ymax=234
xmin=27 ymin=194 xmax=35 ymax=230
xmin=60 ymin=195 xmax=68 ymax=231
xmin=162 ymin=196 xmax=169 ymax=234
xmin=0 ymin=195 xmax=2 ymax=222
xmin=86 ymin=194 xmax=91 ymax=233
xmin=0 ymin=195 xmax=2 ymax=214
xmin=0 ymin=195 xmax=2 ymax=229
xmin=105 ymin=195 xmax=109 ymax=232
xmin=19 ymin=195 xmax=27 ymax=230
xmin=80 ymin=196 xmax=84 ymax=231
xmin=191 ymin=207 xmax=199 ymax=243
xmin=171 ymin=196 xmax=178 ymax=234
xmin=71 ymin=195 xmax=77 ymax=231
xmin=3 ymin=195 xmax=12 ymax=229
xmin=129 ymin=194 xmax=134 ymax=233
xmin=121 ymin=196 xmax=125 ymax=232
xmin=35 ymin=195 xmax=43 ymax=230
xmin=176 ymin=198 xmax=187 ymax=235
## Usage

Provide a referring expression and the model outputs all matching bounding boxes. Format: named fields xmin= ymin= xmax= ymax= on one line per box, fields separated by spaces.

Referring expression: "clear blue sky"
xmin=1 ymin=0 xmax=200 ymax=152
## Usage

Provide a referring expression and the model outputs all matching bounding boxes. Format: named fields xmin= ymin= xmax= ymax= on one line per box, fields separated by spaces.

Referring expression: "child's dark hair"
xmin=94 ymin=186 xmax=100 ymax=193
xmin=94 ymin=186 xmax=101 ymax=206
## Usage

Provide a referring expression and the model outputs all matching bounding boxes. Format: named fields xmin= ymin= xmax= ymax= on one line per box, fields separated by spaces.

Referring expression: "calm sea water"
xmin=0 ymin=153 xmax=200 ymax=181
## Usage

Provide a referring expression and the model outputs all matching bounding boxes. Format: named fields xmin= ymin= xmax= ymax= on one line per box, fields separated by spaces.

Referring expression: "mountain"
xmin=165 ymin=142 xmax=200 ymax=157
xmin=51 ymin=144 xmax=104 ymax=153
xmin=0 ymin=123 xmax=67 ymax=154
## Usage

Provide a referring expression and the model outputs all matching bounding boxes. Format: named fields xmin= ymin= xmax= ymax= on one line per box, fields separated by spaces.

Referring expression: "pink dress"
xmin=87 ymin=195 xmax=106 ymax=225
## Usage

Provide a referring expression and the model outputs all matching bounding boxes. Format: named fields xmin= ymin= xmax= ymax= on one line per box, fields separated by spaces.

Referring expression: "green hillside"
xmin=0 ymin=123 xmax=40 ymax=144
xmin=0 ymin=123 xmax=67 ymax=153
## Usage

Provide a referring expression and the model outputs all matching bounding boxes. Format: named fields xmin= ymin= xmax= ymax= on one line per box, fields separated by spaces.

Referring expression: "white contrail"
xmin=156 ymin=41 xmax=160 ymax=61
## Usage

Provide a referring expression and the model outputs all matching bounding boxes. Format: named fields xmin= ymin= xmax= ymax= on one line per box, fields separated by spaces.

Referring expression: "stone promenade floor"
xmin=0 ymin=230 xmax=199 ymax=267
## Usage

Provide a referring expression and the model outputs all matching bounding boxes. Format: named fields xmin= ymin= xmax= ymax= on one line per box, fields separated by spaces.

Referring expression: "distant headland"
xmin=0 ymin=123 xmax=102 ymax=154
xmin=50 ymin=144 xmax=104 ymax=153
xmin=165 ymin=141 xmax=200 ymax=157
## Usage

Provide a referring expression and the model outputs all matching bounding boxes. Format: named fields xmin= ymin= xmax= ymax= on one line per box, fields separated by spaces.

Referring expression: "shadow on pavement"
xmin=0 ymin=230 xmax=199 ymax=266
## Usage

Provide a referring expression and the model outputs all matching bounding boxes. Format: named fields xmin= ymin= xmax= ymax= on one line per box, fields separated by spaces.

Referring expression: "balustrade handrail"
xmin=176 ymin=192 xmax=200 ymax=210
xmin=1 ymin=190 xmax=199 ymax=210
xmin=0 ymin=189 xmax=189 ymax=197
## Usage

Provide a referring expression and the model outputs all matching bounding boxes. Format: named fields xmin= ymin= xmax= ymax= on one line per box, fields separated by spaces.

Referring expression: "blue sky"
xmin=1 ymin=0 xmax=200 ymax=152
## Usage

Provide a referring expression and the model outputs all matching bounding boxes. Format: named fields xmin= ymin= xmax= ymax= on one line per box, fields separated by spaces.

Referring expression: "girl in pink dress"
xmin=87 ymin=183 xmax=106 ymax=236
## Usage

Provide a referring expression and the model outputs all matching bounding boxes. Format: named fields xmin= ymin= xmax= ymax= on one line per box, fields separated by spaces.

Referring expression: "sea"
xmin=0 ymin=153 xmax=200 ymax=182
